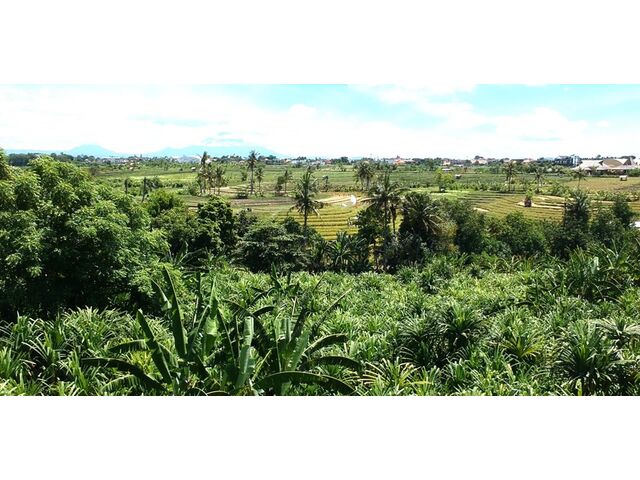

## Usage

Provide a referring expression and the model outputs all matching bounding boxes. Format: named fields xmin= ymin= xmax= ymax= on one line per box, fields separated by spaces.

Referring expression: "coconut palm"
xmin=199 ymin=151 xmax=209 ymax=169
xmin=247 ymin=150 xmax=258 ymax=196
xmin=564 ymin=189 xmax=590 ymax=227
xmin=399 ymin=191 xmax=443 ymax=245
xmin=534 ymin=167 xmax=544 ymax=193
xmin=141 ymin=177 xmax=149 ymax=202
xmin=256 ymin=166 xmax=264 ymax=195
xmin=213 ymin=165 xmax=226 ymax=195
xmin=572 ymin=169 xmax=587 ymax=190
xmin=504 ymin=162 xmax=516 ymax=192
xmin=204 ymin=163 xmax=215 ymax=194
xmin=354 ymin=161 xmax=374 ymax=191
xmin=329 ymin=232 xmax=366 ymax=272
xmin=196 ymin=151 xmax=210 ymax=195
xmin=364 ymin=171 xmax=406 ymax=236
xmin=322 ymin=175 xmax=330 ymax=192
xmin=290 ymin=168 xmax=323 ymax=234
xmin=282 ymin=168 xmax=293 ymax=194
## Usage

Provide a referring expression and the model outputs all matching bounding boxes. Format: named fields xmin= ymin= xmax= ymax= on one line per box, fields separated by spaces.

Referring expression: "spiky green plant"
xmin=556 ymin=321 xmax=618 ymax=395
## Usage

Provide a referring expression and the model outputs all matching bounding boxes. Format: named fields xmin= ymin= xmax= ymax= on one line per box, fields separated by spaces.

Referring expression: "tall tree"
xmin=364 ymin=171 xmax=406 ymax=237
xmin=141 ymin=177 xmax=149 ymax=202
xmin=213 ymin=165 xmax=226 ymax=195
xmin=572 ymin=169 xmax=587 ymax=190
xmin=204 ymin=163 xmax=214 ymax=194
xmin=199 ymin=151 xmax=209 ymax=169
xmin=322 ymin=175 xmax=330 ymax=192
xmin=196 ymin=151 xmax=210 ymax=195
xmin=282 ymin=168 xmax=293 ymax=194
xmin=256 ymin=165 xmax=264 ymax=195
xmin=290 ymin=168 xmax=323 ymax=234
xmin=354 ymin=161 xmax=374 ymax=191
xmin=534 ymin=167 xmax=544 ymax=193
xmin=247 ymin=150 xmax=258 ymax=196
xmin=399 ymin=192 xmax=444 ymax=246
xmin=504 ymin=162 xmax=515 ymax=192
xmin=564 ymin=189 xmax=590 ymax=228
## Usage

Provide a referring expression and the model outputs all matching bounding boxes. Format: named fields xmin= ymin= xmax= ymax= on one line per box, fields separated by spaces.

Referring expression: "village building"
xmin=573 ymin=157 xmax=639 ymax=174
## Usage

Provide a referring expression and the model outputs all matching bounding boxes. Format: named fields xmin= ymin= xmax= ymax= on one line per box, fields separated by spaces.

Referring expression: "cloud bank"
xmin=0 ymin=85 xmax=634 ymax=158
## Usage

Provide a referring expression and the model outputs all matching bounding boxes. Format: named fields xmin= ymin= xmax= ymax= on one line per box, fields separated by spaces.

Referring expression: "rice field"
xmin=95 ymin=164 xmax=640 ymax=239
xmin=564 ymin=176 xmax=640 ymax=192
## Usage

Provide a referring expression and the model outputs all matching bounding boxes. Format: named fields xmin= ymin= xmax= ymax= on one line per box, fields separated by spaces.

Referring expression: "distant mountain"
xmin=6 ymin=144 xmax=285 ymax=159
xmin=147 ymin=145 xmax=284 ymax=159
xmin=63 ymin=144 xmax=128 ymax=157
xmin=6 ymin=145 xmax=130 ymax=157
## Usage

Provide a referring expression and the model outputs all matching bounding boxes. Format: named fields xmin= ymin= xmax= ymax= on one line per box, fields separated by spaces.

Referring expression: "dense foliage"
xmin=0 ymin=154 xmax=166 ymax=317
xmin=1 ymin=154 xmax=640 ymax=395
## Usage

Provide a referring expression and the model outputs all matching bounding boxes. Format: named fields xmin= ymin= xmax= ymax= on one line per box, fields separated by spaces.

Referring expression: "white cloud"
xmin=0 ymin=85 xmax=637 ymax=159
xmin=494 ymin=107 xmax=588 ymax=140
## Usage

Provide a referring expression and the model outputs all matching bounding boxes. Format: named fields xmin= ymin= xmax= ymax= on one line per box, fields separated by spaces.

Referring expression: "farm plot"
xmin=460 ymin=192 xmax=565 ymax=220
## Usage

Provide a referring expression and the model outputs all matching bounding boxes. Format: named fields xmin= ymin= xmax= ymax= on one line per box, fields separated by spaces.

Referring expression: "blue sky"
xmin=0 ymin=84 xmax=638 ymax=157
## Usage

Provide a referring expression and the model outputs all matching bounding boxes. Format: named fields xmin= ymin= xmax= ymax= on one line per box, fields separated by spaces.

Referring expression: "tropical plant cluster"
xmin=1 ymin=151 xmax=640 ymax=395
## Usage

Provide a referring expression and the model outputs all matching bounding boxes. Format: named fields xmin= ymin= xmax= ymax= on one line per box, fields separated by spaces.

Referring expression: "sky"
xmin=1 ymin=84 xmax=639 ymax=158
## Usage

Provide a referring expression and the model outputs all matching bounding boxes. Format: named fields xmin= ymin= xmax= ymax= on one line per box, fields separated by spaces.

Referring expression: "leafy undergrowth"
xmin=2 ymin=251 xmax=640 ymax=396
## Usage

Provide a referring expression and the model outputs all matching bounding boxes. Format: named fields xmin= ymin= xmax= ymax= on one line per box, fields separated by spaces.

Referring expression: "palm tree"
xmin=564 ymin=189 xmax=590 ymax=227
xmin=534 ymin=167 xmax=544 ymax=193
xmin=213 ymin=165 xmax=226 ymax=195
xmin=255 ymin=166 xmax=264 ymax=195
xmin=572 ymin=169 xmax=587 ymax=190
xmin=399 ymin=191 xmax=443 ymax=245
xmin=197 ymin=151 xmax=209 ymax=195
xmin=141 ymin=177 xmax=149 ymax=202
xmin=322 ymin=175 xmax=330 ymax=192
xmin=204 ymin=163 xmax=214 ymax=194
xmin=329 ymin=232 xmax=366 ymax=272
xmin=354 ymin=161 xmax=374 ymax=191
xmin=282 ymin=168 xmax=293 ymax=194
xmin=504 ymin=162 xmax=515 ymax=192
xmin=199 ymin=151 xmax=209 ymax=169
xmin=247 ymin=150 xmax=258 ymax=196
xmin=364 ymin=171 xmax=406 ymax=237
xmin=290 ymin=168 xmax=323 ymax=234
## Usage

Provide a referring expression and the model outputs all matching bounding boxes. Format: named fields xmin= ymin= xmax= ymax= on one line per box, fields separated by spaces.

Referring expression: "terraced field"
xmin=262 ymin=195 xmax=362 ymax=240
xmin=95 ymin=164 xmax=640 ymax=239
xmin=460 ymin=192 xmax=565 ymax=221
xmin=564 ymin=176 xmax=640 ymax=192
xmin=459 ymin=191 xmax=640 ymax=220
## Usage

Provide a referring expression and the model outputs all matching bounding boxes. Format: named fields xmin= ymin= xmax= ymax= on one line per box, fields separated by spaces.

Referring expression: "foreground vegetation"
xmin=1 ymin=149 xmax=640 ymax=395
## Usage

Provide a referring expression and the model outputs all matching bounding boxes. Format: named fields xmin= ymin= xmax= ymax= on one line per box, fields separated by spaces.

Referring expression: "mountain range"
xmin=6 ymin=144 xmax=285 ymax=158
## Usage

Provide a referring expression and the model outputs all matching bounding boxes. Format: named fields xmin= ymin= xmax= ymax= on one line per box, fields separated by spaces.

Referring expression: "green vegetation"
xmin=85 ymin=157 xmax=640 ymax=240
xmin=2 ymin=150 xmax=640 ymax=395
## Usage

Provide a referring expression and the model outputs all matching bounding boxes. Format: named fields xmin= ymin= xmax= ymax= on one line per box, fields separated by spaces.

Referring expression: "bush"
xmin=490 ymin=213 xmax=548 ymax=256
xmin=0 ymin=157 xmax=167 ymax=317
xmin=235 ymin=218 xmax=310 ymax=272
